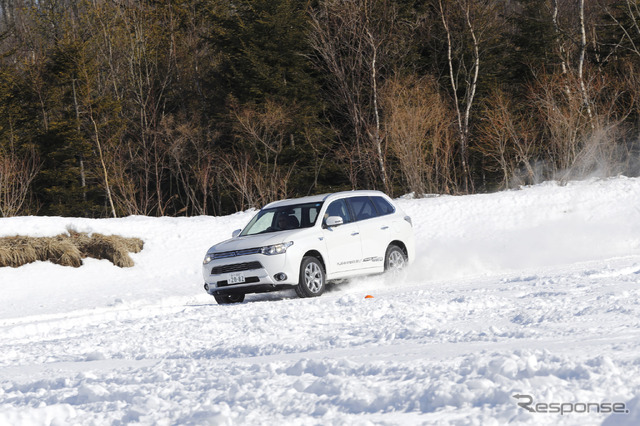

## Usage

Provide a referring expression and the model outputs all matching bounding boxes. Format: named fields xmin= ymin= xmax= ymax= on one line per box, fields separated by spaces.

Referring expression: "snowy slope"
xmin=1 ymin=177 xmax=640 ymax=425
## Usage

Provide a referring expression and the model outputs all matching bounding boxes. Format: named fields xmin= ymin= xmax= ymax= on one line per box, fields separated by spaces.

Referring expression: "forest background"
xmin=0 ymin=0 xmax=639 ymax=218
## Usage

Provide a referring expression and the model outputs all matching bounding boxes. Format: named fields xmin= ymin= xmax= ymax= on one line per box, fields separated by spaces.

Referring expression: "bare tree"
xmin=382 ymin=74 xmax=454 ymax=195
xmin=309 ymin=0 xmax=400 ymax=191
xmin=531 ymin=66 xmax=629 ymax=181
xmin=88 ymin=103 xmax=118 ymax=218
xmin=0 ymin=146 xmax=40 ymax=217
xmin=601 ymin=0 xmax=640 ymax=60
xmin=477 ymin=89 xmax=537 ymax=188
xmin=577 ymin=0 xmax=594 ymax=128
xmin=222 ymin=100 xmax=296 ymax=209
xmin=121 ymin=3 xmax=174 ymax=215
xmin=219 ymin=151 xmax=258 ymax=211
xmin=158 ymin=115 xmax=215 ymax=216
xmin=552 ymin=0 xmax=570 ymax=80
xmin=78 ymin=0 xmax=200 ymax=216
xmin=437 ymin=0 xmax=488 ymax=192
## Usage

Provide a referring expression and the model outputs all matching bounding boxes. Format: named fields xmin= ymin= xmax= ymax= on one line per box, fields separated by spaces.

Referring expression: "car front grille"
xmin=217 ymin=276 xmax=261 ymax=287
xmin=211 ymin=261 xmax=263 ymax=275
xmin=212 ymin=247 xmax=262 ymax=259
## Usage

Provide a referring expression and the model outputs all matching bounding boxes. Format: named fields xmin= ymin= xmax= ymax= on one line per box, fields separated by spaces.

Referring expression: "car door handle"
xmin=351 ymin=232 xmax=360 ymax=236
xmin=381 ymin=226 xmax=389 ymax=230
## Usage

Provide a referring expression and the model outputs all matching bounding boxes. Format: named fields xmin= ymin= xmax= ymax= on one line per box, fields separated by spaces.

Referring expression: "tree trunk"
xmin=366 ymin=28 xmax=388 ymax=192
xmin=578 ymin=0 xmax=594 ymax=129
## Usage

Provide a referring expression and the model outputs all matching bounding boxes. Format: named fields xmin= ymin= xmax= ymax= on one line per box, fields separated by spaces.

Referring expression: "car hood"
xmin=207 ymin=230 xmax=301 ymax=253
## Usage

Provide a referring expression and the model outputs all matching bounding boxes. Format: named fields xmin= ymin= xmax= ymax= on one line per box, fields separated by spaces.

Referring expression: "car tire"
xmin=296 ymin=256 xmax=325 ymax=298
xmin=214 ymin=293 xmax=245 ymax=304
xmin=384 ymin=244 xmax=407 ymax=272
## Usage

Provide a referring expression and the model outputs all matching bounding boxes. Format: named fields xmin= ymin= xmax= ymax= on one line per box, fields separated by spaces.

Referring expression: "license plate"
xmin=228 ymin=272 xmax=246 ymax=284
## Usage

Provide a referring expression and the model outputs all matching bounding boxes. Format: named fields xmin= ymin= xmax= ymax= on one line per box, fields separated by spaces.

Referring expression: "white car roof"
xmin=262 ymin=190 xmax=390 ymax=209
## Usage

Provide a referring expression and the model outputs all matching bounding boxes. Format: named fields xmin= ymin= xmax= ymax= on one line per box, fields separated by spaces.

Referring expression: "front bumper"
xmin=202 ymin=253 xmax=299 ymax=295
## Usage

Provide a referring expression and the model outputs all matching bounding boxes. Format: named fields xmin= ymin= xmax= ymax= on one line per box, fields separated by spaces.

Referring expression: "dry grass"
xmin=0 ymin=232 xmax=144 ymax=268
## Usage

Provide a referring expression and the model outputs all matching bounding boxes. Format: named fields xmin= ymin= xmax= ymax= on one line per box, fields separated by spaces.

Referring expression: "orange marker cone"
xmin=364 ymin=295 xmax=374 ymax=299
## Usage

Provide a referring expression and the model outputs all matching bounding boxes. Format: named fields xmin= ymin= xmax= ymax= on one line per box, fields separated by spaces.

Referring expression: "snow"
xmin=1 ymin=176 xmax=640 ymax=425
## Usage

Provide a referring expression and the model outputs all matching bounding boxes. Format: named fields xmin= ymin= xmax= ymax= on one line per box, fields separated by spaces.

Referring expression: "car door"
xmin=347 ymin=196 xmax=388 ymax=270
xmin=321 ymin=198 xmax=363 ymax=276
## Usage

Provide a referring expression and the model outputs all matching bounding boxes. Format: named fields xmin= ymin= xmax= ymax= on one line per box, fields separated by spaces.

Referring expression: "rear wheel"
xmin=296 ymin=256 xmax=325 ymax=298
xmin=214 ymin=293 xmax=245 ymax=304
xmin=384 ymin=244 xmax=407 ymax=272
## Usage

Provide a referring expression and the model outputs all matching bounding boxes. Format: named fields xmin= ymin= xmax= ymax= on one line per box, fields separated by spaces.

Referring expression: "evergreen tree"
xmin=507 ymin=0 xmax=559 ymax=82
xmin=31 ymin=40 xmax=104 ymax=216
xmin=206 ymin=0 xmax=339 ymax=203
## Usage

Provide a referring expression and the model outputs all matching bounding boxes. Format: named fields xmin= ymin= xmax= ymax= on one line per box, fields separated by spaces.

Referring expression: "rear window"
xmin=372 ymin=196 xmax=395 ymax=216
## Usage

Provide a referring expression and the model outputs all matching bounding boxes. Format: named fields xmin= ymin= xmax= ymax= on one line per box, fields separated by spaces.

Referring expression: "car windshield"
xmin=240 ymin=202 xmax=324 ymax=236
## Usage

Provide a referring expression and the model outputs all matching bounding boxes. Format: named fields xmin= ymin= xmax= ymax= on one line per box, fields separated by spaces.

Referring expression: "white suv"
xmin=202 ymin=190 xmax=415 ymax=304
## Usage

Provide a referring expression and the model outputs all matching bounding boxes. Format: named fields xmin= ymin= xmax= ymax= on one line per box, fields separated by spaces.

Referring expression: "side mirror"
xmin=325 ymin=216 xmax=344 ymax=227
xmin=231 ymin=229 xmax=241 ymax=238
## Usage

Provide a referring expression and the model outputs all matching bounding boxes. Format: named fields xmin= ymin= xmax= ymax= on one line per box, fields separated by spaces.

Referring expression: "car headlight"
xmin=203 ymin=254 xmax=214 ymax=264
xmin=261 ymin=241 xmax=293 ymax=255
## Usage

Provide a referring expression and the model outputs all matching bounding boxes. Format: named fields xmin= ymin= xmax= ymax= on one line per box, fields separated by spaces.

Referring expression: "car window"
xmin=241 ymin=202 xmax=323 ymax=236
xmin=371 ymin=196 xmax=395 ymax=216
xmin=246 ymin=211 xmax=274 ymax=234
xmin=324 ymin=199 xmax=352 ymax=224
xmin=308 ymin=206 xmax=319 ymax=225
xmin=348 ymin=196 xmax=377 ymax=221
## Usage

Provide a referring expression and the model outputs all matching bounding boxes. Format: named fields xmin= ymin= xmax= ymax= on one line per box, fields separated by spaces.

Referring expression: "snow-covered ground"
xmin=1 ymin=177 xmax=640 ymax=425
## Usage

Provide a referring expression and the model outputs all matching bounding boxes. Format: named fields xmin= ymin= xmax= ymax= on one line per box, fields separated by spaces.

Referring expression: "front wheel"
xmin=384 ymin=244 xmax=407 ymax=273
xmin=296 ymin=256 xmax=325 ymax=298
xmin=214 ymin=293 xmax=245 ymax=304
